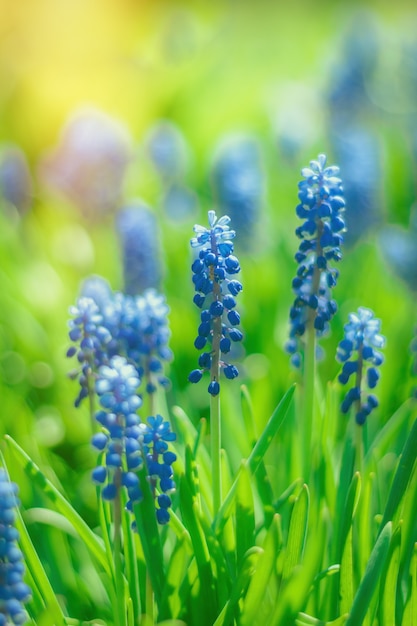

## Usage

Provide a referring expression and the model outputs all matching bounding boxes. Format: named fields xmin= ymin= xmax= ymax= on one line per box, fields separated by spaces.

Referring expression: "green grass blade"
xmin=240 ymin=515 xmax=282 ymax=626
xmin=269 ymin=520 xmax=325 ymax=626
xmin=282 ymin=484 xmax=310 ymax=583
xmin=240 ymin=385 xmax=274 ymax=517
xmin=379 ymin=522 xmax=401 ymax=625
xmin=339 ymin=525 xmax=354 ymax=616
xmin=4 ymin=435 xmax=110 ymax=576
xmin=236 ymin=461 xmax=255 ymax=567
xmin=345 ymin=521 xmax=392 ymax=626
xmin=213 ymin=547 xmax=262 ymax=626
xmin=179 ymin=456 xmax=217 ymax=626
xmin=296 ymin=614 xmax=348 ymax=625
xmin=380 ymin=418 xmax=417 ymax=530
xmin=214 ymin=385 xmax=295 ymax=534
xmin=132 ymin=462 xmax=165 ymax=614
xmin=364 ymin=399 xmax=413 ymax=468
xmin=401 ymin=542 xmax=417 ymax=625
xmin=161 ymin=535 xmax=190 ymax=619
xmin=121 ymin=491 xmax=141 ymax=623
xmin=247 ymin=384 xmax=295 ymax=475
xmin=13 ymin=499 xmax=68 ymax=625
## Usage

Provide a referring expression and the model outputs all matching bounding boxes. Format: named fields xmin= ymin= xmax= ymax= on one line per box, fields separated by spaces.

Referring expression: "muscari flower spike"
xmin=68 ymin=281 xmax=172 ymax=399
xmin=100 ymin=289 xmax=172 ymax=395
xmin=91 ymin=356 xmax=144 ymax=507
xmin=116 ymin=204 xmax=162 ymax=295
xmin=67 ymin=297 xmax=112 ymax=407
xmin=188 ymin=210 xmax=243 ymax=396
xmin=0 ymin=469 xmax=31 ymax=626
xmin=336 ymin=307 xmax=385 ymax=425
xmin=211 ymin=135 xmax=264 ymax=247
xmin=286 ymin=153 xmax=345 ymax=368
xmin=91 ymin=356 xmax=176 ymax=524
xmin=139 ymin=415 xmax=176 ymax=525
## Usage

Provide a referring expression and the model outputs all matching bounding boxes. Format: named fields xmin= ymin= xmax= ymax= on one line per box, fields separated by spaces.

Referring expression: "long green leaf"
xmin=282 ymin=484 xmax=310 ymax=582
xmin=133 ymin=462 xmax=165 ymax=614
xmin=240 ymin=515 xmax=282 ymax=626
xmin=380 ymin=418 xmax=417 ymax=530
xmin=12 ymin=496 xmax=68 ymax=626
xmin=213 ymin=547 xmax=262 ymax=626
xmin=345 ymin=522 xmax=392 ymax=626
xmin=214 ymin=385 xmax=295 ymax=534
xmin=179 ymin=462 xmax=216 ymax=626
xmin=379 ymin=523 xmax=401 ymax=625
xmin=236 ymin=462 xmax=255 ymax=567
xmin=4 ymin=435 xmax=110 ymax=576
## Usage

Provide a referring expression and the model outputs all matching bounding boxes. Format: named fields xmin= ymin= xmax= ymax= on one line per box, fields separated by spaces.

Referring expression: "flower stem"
xmin=210 ymin=391 xmax=222 ymax=514
xmin=303 ymin=323 xmax=316 ymax=481
xmin=113 ymin=470 xmax=126 ymax=626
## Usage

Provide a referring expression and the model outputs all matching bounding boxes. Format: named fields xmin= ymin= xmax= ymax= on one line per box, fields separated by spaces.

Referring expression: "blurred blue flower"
xmin=286 ymin=154 xmax=345 ymax=367
xmin=210 ymin=135 xmax=264 ymax=247
xmin=0 ymin=145 xmax=32 ymax=216
xmin=0 ymin=469 xmax=31 ymax=626
xmin=326 ymin=11 xmax=379 ymax=128
xmin=330 ymin=127 xmax=382 ymax=247
xmin=41 ymin=108 xmax=131 ymax=218
xmin=379 ymin=212 xmax=417 ymax=292
xmin=336 ymin=307 xmax=385 ymax=424
xmin=116 ymin=203 xmax=163 ymax=295
xmin=145 ymin=120 xmax=189 ymax=182
xmin=189 ymin=210 xmax=243 ymax=395
xmin=161 ymin=182 xmax=198 ymax=221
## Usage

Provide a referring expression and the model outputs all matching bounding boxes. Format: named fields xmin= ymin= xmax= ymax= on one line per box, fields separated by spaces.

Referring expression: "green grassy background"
xmin=1 ymin=1 xmax=417 ymax=623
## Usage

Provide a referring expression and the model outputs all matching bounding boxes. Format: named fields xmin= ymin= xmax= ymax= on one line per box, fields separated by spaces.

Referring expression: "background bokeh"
xmin=1 ymin=0 xmax=417 ymax=551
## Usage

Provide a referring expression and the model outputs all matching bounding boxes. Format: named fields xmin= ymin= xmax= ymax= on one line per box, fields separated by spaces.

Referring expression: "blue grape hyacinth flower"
xmin=101 ymin=289 xmax=173 ymax=395
xmin=336 ymin=307 xmax=385 ymax=425
xmin=140 ymin=415 xmax=177 ymax=524
xmin=211 ymin=135 xmax=264 ymax=247
xmin=0 ymin=469 xmax=31 ymax=626
xmin=91 ymin=356 xmax=144 ymax=506
xmin=189 ymin=210 xmax=243 ymax=395
xmin=286 ymin=154 xmax=345 ymax=367
xmin=67 ymin=297 xmax=113 ymax=407
xmin=116 ymin=203 xmax=162 ymax=295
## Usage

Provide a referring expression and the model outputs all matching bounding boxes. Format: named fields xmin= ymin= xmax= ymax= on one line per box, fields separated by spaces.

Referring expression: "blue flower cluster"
xmin=336 ymin=307 xmax=385 ymax=425
xmin=188 ymin=210 xmax=243 ymax=396
xmin=211 ymin=135 xmax=264 ymax=246
xmin=91 ymin=357 xmax=176 ymax=523
xmin=91 ymin=356 xmax=143 ymax=504
xmin=0 ymin=469 xmax=31 ymax=626
xmin=68 ymin=282 xmax=176 ymax=524
xmin=66 ymin=297 xmax=112 ymax=406
xmin=140 ymin=415 xmax=177 ymax=524
xmin=286 ymin=154 xmax=345 ymax=367
xmin=116 ymin=204 xmax=162 ymax=295
xmin=68 ymin=286 xmax=172 ymax=402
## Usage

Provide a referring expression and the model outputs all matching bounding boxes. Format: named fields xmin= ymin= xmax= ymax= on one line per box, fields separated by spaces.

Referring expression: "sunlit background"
xmin=1 ymin=0 xmax=417 ymax=527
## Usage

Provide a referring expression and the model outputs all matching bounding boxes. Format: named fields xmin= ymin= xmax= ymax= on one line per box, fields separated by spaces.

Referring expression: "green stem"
xmin=354 ymin=421 xmax=363 ymax=475
xmin=209 ymin=236 xmax=223 ymax=515
xmin=354 ymin=346 xmax=364 ymax=474
xmin=113 ymin=470 xmax=126 ymax=626
xmin=303 ymin=323 xmax=316 ymax=481
xmin=210 ymin=391 xmax=222 ymax=514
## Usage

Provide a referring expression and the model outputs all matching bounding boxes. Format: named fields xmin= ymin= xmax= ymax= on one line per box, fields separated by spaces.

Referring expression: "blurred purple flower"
xmin=0 ymin=145 xmax=33 ymax=215
xmin=40 ymin=109 xmax=132 ymax=217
